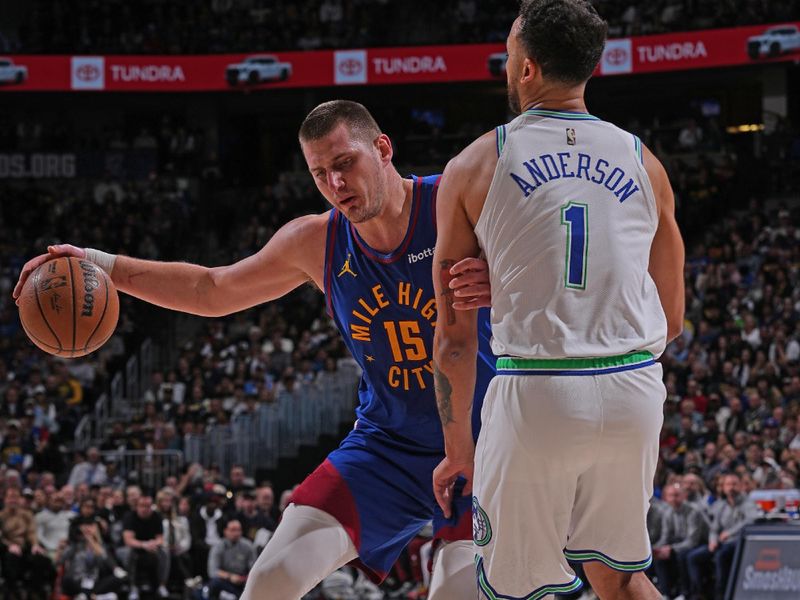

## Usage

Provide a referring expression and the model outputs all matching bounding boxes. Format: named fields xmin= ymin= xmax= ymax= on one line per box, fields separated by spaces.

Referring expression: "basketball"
xmin=17 ymin=256 xmax=120 ymax=358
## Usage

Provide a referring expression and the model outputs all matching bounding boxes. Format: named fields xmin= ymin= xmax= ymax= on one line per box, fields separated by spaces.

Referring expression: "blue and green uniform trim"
xmin=564 ymin=549 xmax=652 ymax=572
xmin=495 ymin=125 xmax=507 ymax=157
xmin=632 ymin=134 xmax=643 ymax=163
xmin=524 ymin=108 xmax=600 ymax=121
xmin=496 ymin=351 xmax=655 ymax=376
xmin=476 ymin=556 xmax=583 ymax=600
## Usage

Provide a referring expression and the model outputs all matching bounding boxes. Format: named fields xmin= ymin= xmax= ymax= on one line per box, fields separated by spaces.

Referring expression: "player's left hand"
xmin=433 ymin=455 xmax=474 ymax=518
xmin=449 ymin=257 xmax=490 ymax=310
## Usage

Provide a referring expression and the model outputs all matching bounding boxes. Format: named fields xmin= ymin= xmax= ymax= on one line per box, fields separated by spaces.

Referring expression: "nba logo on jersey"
xmin=566 ymin=128 xmax=576 ymax=145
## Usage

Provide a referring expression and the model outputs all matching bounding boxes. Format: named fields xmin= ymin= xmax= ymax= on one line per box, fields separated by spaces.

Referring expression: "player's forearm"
xmin=111 ymin=255 xmax=225 ymax=317
xmin=433 ymin=334 xmax=478 ymax=456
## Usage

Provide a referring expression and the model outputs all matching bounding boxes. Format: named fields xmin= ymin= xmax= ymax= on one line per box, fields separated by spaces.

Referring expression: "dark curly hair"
xmin=518 ymin=0 xmax=607 ymax=85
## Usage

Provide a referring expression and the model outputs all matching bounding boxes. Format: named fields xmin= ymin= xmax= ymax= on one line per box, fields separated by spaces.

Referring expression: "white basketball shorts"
xmin=473 ymin=356 xmax=665 ymax=599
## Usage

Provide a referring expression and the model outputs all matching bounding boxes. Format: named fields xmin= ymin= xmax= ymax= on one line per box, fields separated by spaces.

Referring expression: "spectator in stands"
xmin=0 ymin=486 xmax=56 ymax=598
xmin=686 ymin=472 xmax=759 ymax=599
xmin=124 ymin=485 xmax=142 ymax=515
xmin=59 ymin=514 xmax=126 ymax=600
xmin=652 ymin=482 xmax=709 ymax=599
xmin=34 ymin=490 xmax=73 ymax=559
xmin=1 ymin=420 xmax=30 ymax=469
xmin=207 ymin=519 xmax=256 ymax=600
xmin=2 ymin=386 xmax=24 ymax=419
xmin=67 ymin=447 xmax=108 ymax=488
xmin=156 ymin=487 xmax=198 ymax=589
xmin=68 ymin=498 xmax=100 ymax=542
xmin=122 ymin=494 xmax=169 ymax=599
xmin=254 ymin=484 xmax=278 ymax=530
xmin=227 ymin=464 xmax=248 ymax=496
xmin=682 ymin=473 xmax=713 ymax=517
xmin=190 ymin=485 xmax=226 ymax=579
xmin=235 ymin=489 xmax=274 ymax=543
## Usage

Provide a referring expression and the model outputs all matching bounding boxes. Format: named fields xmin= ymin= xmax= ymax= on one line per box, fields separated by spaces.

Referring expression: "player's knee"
xmin=246 ymin=556 xmax=304 ymax=599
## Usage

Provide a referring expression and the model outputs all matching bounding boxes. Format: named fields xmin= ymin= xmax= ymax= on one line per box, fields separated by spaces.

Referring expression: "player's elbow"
xmin=666 ymin=317 xmax=684 ymax=344
xmin=664 ymin=302 xmax=684 ymax=343
xmin=195 ymin=267 xmax=232 ymax=318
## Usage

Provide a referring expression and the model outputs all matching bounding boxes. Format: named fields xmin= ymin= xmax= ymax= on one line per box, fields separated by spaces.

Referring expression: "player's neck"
xmin=520 ymin=83 xmax=588 ymax=114
xmin=352 ymin=175 xmax=413 ymax=253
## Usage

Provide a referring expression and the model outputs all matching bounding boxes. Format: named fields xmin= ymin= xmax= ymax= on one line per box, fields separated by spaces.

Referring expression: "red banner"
xmin=596 ymin=23 xmax=800 ymax=76
xmin=0 ymin=22 xmax=797 ymax=92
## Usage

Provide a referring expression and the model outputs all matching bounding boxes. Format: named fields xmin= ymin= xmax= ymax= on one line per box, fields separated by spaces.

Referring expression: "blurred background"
xmin=0 ymin=2 xmax=799 ymax=599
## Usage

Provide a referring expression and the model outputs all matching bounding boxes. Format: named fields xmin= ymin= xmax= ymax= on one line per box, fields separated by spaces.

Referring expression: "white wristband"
xmin=84 ymin=248 xmax=118 ymax=275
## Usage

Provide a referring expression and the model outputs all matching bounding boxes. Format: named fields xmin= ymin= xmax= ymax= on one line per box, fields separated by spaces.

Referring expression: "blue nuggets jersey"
xmin=292 ymin=175 xmax=494 ymax=581
xmin=323 ymin=174 xmax=495 ymax=453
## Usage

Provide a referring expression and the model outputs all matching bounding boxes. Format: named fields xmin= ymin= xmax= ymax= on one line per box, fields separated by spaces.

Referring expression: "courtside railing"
xmin=100 ymin=449 xmax=184 ymax=491
xmin=184 ymin=363 xmax=359 ymax=475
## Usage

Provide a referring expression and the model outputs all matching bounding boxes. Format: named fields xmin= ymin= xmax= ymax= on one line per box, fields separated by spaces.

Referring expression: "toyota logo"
xmin=76 ymin=64 xmax=101 ymax=81
xmin=338 ymin=59 xmax=363 ymax=76
xmin=605 ymin=47 xmax=628 ymax=66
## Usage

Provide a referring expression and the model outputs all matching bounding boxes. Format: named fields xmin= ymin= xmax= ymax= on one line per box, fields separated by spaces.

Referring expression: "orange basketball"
xmin=17 ymin=256 xmax=120 ymax=358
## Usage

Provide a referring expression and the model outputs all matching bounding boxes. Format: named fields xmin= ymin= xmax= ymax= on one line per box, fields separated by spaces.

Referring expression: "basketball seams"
xmin=22 ymin=257 xmax=118 ymax=358
xmin=83 ymin=267 xmax=110 ymax=352
xmin=32 ymin=268 xmax=63 ymax=353
xmin=67 ymin=257 xmax=77 ymax=358
xmin=21 ymin=320 xmax=64 ymax=352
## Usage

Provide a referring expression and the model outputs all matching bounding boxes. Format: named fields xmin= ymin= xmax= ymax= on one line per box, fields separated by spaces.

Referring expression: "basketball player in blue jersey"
xmin=431 ymin=2 xmax=685 ymax=599
xmin=14 ymin=100 xmax=494 ymax=599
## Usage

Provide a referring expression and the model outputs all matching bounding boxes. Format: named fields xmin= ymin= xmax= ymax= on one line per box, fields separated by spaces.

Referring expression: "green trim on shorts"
xmin=496 ymin=351 xmax=654 ymax=372
xmin=476 ymin=555 xmax=584 ymax=599
xmin=563 ymin=549 xmax=653 ymax=572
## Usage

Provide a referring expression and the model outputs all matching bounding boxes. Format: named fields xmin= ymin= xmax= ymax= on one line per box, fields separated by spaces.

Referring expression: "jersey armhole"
xmin=495 ymin=125 xmax=507 ymax=158
xmin=323 ymin=210 xmax=340 ymax=318
xmin=632 ymin=134 xmax=643 ymax=164
xmin=430 ymin=174 xmax=442 ymax=231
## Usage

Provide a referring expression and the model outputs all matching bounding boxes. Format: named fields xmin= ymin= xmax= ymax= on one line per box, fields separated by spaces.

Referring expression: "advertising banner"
xmin=0 ymin=22 xmax=798 ymax=92
xmin=0 ymin=150 xmax=157 ymax=179
xmin=729 ymin=525 xmax=800 ymax=600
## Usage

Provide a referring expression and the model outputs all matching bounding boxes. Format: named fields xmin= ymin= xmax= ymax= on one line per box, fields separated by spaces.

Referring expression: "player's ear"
xmin=521 ymin=57 xmax=536 ymax=84
xmin=375 ymin=133 xmax=393 ymax=164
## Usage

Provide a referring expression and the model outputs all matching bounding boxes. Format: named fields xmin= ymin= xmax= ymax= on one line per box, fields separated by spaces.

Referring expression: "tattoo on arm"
xmin=433 ymin=362 xmax=454 ymax=426
xmin=438 ymin=259 xmax=457 ymax=326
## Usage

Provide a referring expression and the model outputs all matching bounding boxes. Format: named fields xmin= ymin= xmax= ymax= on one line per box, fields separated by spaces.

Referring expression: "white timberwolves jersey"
xmin=475 ymin=108 xmax=667 ymax=360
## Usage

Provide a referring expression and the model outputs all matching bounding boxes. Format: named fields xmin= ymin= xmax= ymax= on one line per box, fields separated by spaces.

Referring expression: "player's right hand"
xmin=449 ymin=257 xmax=491 ymax=310
xmin=13 ymin=243 xmax=86 ymax=303
xmin=433 ymin=455 xmax=474 ymax=519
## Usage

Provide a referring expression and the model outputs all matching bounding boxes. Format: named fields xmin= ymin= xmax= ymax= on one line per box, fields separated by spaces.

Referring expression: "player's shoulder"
xmin=442 ymin=129 xmax=498 ymax=190
xmin=280 ymin=211 xmax=331 ymax=239
xmin=272 ymin=211 xmax=331 ymax=253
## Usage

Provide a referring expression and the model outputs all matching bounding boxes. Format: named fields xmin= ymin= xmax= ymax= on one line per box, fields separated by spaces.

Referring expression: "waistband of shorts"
xmin=496 ymin=351 xmax=655 ymax=376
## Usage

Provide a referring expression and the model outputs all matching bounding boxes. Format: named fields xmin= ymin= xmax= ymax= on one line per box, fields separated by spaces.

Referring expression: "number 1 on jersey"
xmin=560 ymin=202 xmax=588 ymax=289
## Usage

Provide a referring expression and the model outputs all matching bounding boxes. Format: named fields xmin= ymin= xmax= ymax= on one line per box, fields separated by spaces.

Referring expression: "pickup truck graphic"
xmin=747 ymin=25 xmax=800 ymax=59
xmin=0 ymin=57 xmax=27 ymax=85
xmin=226 ymin=55 xmax=292 ymax=86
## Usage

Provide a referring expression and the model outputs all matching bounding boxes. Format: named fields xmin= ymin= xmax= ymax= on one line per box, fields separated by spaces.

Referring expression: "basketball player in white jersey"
xmin=431 ymin=1 xmax=685 ymax=599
